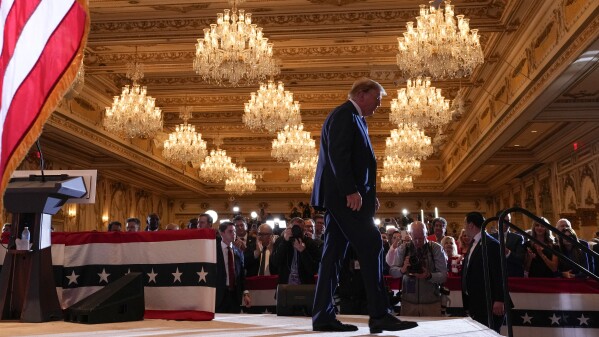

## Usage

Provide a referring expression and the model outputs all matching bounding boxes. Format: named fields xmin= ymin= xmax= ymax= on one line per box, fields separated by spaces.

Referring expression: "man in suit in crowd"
xmin=313 ymin=214 xmax=325 ymax=242
xmin=187 ymin=218 xmax=198 ymax=229
xmin=462 ymin=212 xmax=511 ymax=332
xmin=125 ymin=217 xmax=140 ymax=232
xmin=271 ymin=217 xmax=320 ymax=285
xmin=145 ymin=213 xmax=160 ymax=231
xmin=491 ymin=213 xmax=525 ymax=277
xmin=233 ymin=215 xmax=255 ymax=252
xmin=197 ymin=213 xmax=213 ymax=229
xmin=107 ymin=221 xmax=122 ymax=232
xmin=310 ymin=78 xmax=417 ymax=333
xmin=245 ymin=223 xmax=275 ymax=276
xmin=215 ymin=221 xmax=251 ymax=313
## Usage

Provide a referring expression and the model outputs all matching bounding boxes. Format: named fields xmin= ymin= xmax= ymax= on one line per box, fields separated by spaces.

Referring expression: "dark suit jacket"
xmin=215 ymin=237 xmax=245 ymax=312
xmin=311 ymin=100 xmax=377 ymax=216
xmin=271 ymin=235 xmax=320 ymax=284
xmin=462 ymin=233 xmax=511 ymax=328
xmin=491 ymin=231 xmax=525 ymax=277
xmin=244 ymin=243 xmax=275 ymax=277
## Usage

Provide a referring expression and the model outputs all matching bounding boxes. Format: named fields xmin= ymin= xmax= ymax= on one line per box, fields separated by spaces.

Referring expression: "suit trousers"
xmin=312 ymin=205 xmax=389 ymax=325
xmin=216 ymin=288 xmax=240 ymax=313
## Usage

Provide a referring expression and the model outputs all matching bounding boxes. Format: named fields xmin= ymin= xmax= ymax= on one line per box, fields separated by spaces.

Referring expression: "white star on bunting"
xmin=147 ymin=268 xmax=158 ymax=284
xmin=97 ymin=268 xmax=110 ymax=284
xmin=172 ymin=267 xmax=183 ymax=283
xmin=578 ymin=313 xmax=590 ymax=326
xmin=521 ymin=312 xmax=533 ymax=324
xmin=66 ymin=270 xmax=80 ymax=285
xmin=549 ymin=313 xmax=561 ymax=325
xmin=197 ymin=267 xmax=208 ymax=283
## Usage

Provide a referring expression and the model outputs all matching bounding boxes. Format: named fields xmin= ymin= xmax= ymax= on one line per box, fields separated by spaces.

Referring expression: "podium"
xmin=0 ymin=174 xmax=87 ymax=322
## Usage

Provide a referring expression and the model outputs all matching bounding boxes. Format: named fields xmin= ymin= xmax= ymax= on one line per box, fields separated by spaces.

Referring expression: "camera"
xmin=291 ymin=224 xmax=304 ymax=239
xmin=406 ymin=244 xmax=423 ymax=274
xmin=408 ymin=254 xmax=423 ymax=274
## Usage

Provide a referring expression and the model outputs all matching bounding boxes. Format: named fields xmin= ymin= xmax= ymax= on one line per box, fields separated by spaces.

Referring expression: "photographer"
xmin=390 ymin=221 xmax=447 ymax=316
xmin=271 ymin=217 xmax=321 ymax=284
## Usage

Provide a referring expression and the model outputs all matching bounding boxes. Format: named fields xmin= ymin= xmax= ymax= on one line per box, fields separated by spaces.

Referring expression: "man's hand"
xmin=391 ymin=237 xmax=401 ymax=249
xmin=346 ymin=192 xmax=362 ymax=211
xmin=293 ymin=238 xmax=306 ymax=252
xmin=400 ymin=256 xmax=411 ymax=274
xmin=492 ymin=301 xmax=505 ymax=316
xmin=243 ymin=292 xmax=252 ymax=307
xmin=254 ymin=241 xmax=263 ymax=258
xmin=234 ymin=238 xmax=246 ymax=251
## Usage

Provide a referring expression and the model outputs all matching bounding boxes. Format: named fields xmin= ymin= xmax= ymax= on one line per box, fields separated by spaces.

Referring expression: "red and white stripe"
xmin=0 ymin=0 xmax=85 ymax=176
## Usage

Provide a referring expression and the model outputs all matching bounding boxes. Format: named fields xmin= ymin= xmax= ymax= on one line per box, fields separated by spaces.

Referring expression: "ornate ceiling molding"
xmin=442 ymin=2 xmax=599 ymax=191
xmin=45 ymin=112 xmax=210 ymax=196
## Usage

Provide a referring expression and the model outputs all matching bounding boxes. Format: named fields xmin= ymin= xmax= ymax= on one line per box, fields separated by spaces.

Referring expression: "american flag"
xmin=0 ymin=230 xmax=217 ymax=321
xmin=0 ymin=0 xmax=88 ymax=199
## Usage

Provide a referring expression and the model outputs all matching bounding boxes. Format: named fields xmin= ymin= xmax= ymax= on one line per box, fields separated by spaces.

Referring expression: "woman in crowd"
xmin=457 ymin=229 xmax=471 ymax=256
xmin=441 ymin=236 xmax=462 ymax=276
xmin=557 ymin=227 xmax=589 ymax=278
xmin=524 ymin=218 xmax=558 ymax=277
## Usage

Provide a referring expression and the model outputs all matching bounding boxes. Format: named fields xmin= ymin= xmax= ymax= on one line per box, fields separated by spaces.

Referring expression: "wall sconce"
xmin=67 ymin=205 xmax=77 ymax=218
xmin=101 ymin=214 xmax=109 ymax=222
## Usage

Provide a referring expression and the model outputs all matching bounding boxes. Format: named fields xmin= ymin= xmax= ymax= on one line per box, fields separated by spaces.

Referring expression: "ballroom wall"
xmin=4 ymin=139 xmax=599 ymax=240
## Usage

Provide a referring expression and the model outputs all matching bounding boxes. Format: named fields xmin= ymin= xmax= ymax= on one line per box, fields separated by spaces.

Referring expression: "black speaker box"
xmin=276 ymin=284 xmax=315 ymax=316
xmin=64 ymin=272 xmax=145 ymax=324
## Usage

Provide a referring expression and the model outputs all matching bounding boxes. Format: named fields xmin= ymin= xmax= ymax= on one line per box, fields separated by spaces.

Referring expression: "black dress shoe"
xmin=368 ymin=313 xmax=418 ymax=333
xmin=313 ymin=319 xmax=359 ymax=332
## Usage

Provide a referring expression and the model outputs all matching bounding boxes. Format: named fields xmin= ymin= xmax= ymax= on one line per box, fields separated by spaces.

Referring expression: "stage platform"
xmin=0 ymin=314 xmax=501 ymax=336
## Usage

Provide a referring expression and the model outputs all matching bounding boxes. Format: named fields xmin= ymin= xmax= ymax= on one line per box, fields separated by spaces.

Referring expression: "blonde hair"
xmin=441 ymin=236 xmax=458 ymax=256
xmin=348 ymin=78 xmax=386 ymax=99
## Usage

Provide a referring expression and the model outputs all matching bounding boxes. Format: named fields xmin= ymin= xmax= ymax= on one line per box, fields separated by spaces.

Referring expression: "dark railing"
xmin=480 ymin=207 xmax=599 ymax=337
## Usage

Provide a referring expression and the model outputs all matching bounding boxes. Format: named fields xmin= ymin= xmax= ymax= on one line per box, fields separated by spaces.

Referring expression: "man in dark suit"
xmin=311 ymin=78 xmax=417 ymax=333
xmin=215 ymin=221 xmax=251 ymax=313
xmin=271 ymin=217 xmax=320 ymax=284
xmin=492 ymin=213 xmax=525 ymax=277
xmin=245 ymin=223 xmax=275 ymax=276
xmin=233 ymin=215 xmax=255 ymax=253
xmin=462 ymin=212 xmax=511 ymax=332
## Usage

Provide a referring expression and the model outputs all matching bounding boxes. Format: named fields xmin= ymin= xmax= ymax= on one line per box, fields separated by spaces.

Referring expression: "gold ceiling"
xmin=41 ymin=0 xmax=599 ymax=200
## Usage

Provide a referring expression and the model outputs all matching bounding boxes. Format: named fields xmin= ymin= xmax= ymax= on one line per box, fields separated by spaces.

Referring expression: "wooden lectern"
xmin=0 ymin=174 xmax=87 ymax=322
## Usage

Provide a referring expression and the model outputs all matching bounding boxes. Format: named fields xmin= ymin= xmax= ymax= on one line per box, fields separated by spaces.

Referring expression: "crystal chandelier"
xmin=390 ymin=77 xmax=452 ymax=128
xmin=385 ymin=124 xmax=433 ymax=160
xmin=381 ymin=174 xmax=414 ymax=193
xmin=289 ymin=155 xmax=318 ymax=180
xmin=104 ymin=60 xmax=163 ymax=138
xmin=271 ymin=124 xmax=316 ymax=162
xmin=396 ymin=0 xmax=484 ymax=79
xmin=193 ymin=0 xmax=280 ymax=86
xmin=243 ymin=80 xmax=302 ymax=133
xmin=301 ymin=176 xmax=314 ymax=193
xmin=225 ymin=166 xmax=257 ymax=195
xmin=383 ymin=156 xmax=422 ymax=177
xmin=199 ymin=148 xmax=236 ymax=183
xmin=163 ymin=106 xmax=207 ymax=165
xmin=65 ymin=59 xmax=85 ymax=99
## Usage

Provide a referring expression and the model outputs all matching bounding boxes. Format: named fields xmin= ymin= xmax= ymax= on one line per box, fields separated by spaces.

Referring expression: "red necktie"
xmin=227 ymin=247 xmax=236 ymax=289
